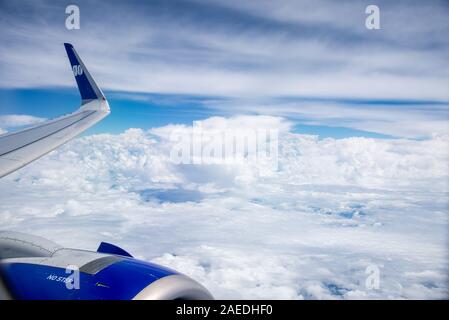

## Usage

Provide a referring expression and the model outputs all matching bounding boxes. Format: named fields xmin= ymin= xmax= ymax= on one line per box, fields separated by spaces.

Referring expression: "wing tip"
xmin=63 ymin=43 xmax=107 ymax=103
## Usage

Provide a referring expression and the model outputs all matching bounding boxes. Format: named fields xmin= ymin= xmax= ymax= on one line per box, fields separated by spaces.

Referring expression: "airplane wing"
xmin=0 ymin=43 xmax=110 ymax=178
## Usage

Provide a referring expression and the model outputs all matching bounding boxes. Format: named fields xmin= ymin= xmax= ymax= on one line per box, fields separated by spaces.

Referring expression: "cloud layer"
xmin=0 ymin=116 xmax=447 ymax=299
xmin=0 ymin=1 xmax=447 ymax=142
xmin=202 ymin=98 xmax=449 ymax=138
xmin=0 ymin=0 xmax=447 ymax=100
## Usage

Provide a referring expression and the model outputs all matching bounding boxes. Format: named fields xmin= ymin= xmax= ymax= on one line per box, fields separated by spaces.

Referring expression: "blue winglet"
xmin=64 ymin=43 xmax=105 ymax=102
xmin=97 ymin=242 xmax=133 ymax=258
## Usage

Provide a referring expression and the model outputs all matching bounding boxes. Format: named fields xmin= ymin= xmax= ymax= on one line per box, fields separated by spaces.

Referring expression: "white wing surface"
xmin=0 ymin=43 xmax=110 ymax=178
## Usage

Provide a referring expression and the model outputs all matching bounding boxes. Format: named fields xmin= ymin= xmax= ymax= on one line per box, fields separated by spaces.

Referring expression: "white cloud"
xmin=0 ymin=114 xmax=46 ymax=129
xmin=204 ymin=99 xmax=449 ymax=138
xmin=0 ymin=0 xmax=447 ymax=100
xmin=0 ymin=115 xmax=448 ymax=299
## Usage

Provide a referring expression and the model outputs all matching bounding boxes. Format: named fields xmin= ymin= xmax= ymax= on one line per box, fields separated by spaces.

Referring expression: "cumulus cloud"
xmin=0 ymin=114 xmax=46 ymax=129
xmin=0 ymin=115 xmax=447 ymax=299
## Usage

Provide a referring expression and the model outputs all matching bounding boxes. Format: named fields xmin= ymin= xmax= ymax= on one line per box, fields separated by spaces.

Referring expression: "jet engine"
xmin=0 ymin=232 xmax=212 ymax=300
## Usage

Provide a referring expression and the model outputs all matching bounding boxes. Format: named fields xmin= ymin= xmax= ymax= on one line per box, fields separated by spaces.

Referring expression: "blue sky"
xmin=2 ymin=88 xmax=446 ymax=138
xmin=0 ymin=0 xmax=448 ymax=138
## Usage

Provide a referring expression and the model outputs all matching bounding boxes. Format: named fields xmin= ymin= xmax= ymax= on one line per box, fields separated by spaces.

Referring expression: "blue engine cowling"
xmin=0 ymin=232 xmax=212 ymax=300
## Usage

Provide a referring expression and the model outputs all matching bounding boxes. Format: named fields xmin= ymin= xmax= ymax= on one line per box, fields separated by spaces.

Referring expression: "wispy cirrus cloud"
xmin=0 ymin=0 xmax=447 ymax=100
xmin=202 ymin=97 xmax=449 ymax=138
xmin=0 ymin=0 xmax=447 ymax=139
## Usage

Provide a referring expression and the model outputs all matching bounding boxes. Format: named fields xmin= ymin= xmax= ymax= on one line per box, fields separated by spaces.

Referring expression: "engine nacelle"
xmin=0 ymin=232 xmax=212 ymax=300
